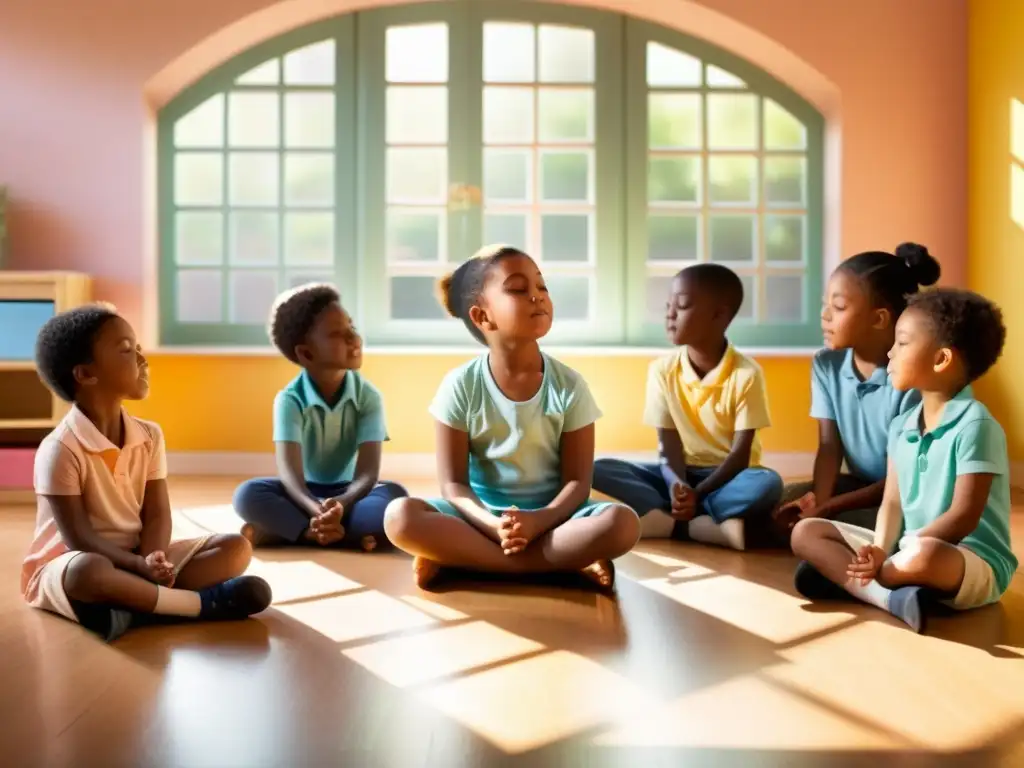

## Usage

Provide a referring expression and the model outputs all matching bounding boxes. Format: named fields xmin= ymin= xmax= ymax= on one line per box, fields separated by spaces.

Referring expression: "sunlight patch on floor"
xmin=593 ymin=672 xmax=901 ymax=751
xmin=343 ymin=620 xmax=544 ymax=687
xmin=171 ymin=504 xmax=242 ymax=537
xmin=637 ymin=573 xmax=858 ymax=644
xmin=419 ymin=650 xmax=657 ymax=754
xmin=400 ymin=595 xmax=469 ymax=621
xmin=768 ymin=620 xmax=1024 ymax=750
xmin=276 ymin=591 xmax=436 ymax=643
xmin=629 ymin=551 xmax=707 ymax=571
xmin=246 ymin=559 xmax=363 ymax=604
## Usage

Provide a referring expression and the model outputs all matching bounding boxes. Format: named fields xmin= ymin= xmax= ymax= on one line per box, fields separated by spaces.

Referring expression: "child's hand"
xmin=142 ymin=551 xmax=176 ymax=587
xmin=670 ymin=483 xmax=697 ymax=521
xmin=310 ymin=499 xmax=345 ymax=546
xmin=498 ymin=507 xmax=541 ymax=555
xmin=846 ymin=544 xmax=886 ymax=585
xmin=771 ymin=492 xmax=816 ymax=531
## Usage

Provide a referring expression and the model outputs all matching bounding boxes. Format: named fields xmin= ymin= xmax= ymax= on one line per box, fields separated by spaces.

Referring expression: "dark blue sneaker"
xmin=794 ymin=561 xmax=850 ymax=601
xmin=198 ymin=576 xmax=272 ymax=621
xmin=887 ymin=586 xmax=927 ymax=634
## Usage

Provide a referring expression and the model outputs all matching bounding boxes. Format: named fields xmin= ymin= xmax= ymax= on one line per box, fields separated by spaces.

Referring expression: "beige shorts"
xmin=29 ymin=536 xmax=211 ymax=622
xmin=830 ymin=521 xmax=1000 ymax=610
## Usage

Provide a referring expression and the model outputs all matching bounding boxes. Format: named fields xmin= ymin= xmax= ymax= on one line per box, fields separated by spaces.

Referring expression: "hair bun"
xmin=895 ymin=242 xmax=941 ymax=287
xmin=435 ymin=273 xmax=460 ymax=318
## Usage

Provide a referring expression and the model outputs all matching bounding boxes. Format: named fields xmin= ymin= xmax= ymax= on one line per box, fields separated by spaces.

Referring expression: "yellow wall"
xmin=130 ymin=354 xmax=816 ymax=455
xmin=968 ymin=0 xmax=1024 ymax=460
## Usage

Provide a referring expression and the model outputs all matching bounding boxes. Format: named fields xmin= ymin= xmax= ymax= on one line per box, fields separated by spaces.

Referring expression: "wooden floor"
xmin=3 ymin=479 xmax=1024 ymax=767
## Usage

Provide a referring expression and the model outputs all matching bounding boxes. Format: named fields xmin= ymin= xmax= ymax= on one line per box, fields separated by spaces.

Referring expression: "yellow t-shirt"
xmin=643 ymin=346 xmax=771 ymax=468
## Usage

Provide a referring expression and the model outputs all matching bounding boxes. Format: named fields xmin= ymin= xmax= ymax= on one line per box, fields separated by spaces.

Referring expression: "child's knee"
xmin=63 ymin=552 xmax=114 ymax=601
xmin=232 ymin=479 xmax=264 ymax=517
xmin=753 ymin=469 xmax=784 ymax=506
xmin=889 ymin=536 xmax=945 ymax=577
xmin=377 ymin=481 xmax=409 ymax=501
xmin=383 ymin=497 xmax=427 ymax=544
xmin=790 ymin=518 xmax=828 ymax=558
xmin=601 ymin=504 xmax=641 ymax=555
xmin=216 ymin=533 xmax=253 ymax=574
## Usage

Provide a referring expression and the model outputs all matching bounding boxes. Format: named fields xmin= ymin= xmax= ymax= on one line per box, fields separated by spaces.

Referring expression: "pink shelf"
xmin=0 ymin=447 xmax=34 ymax=489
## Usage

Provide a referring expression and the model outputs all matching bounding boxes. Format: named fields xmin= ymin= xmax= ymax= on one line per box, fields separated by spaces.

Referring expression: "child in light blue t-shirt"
xmin=384 ymin=245 xmax=640 ymax=591
xmin=792 ymin=289 xmax=1016 ymax=634
xmin=773 ymin=243 xmax=939 ymax=540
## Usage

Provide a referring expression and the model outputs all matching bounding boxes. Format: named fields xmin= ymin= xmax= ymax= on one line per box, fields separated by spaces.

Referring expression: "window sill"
xmin=147 ymin=345 xmax=821 ymax=358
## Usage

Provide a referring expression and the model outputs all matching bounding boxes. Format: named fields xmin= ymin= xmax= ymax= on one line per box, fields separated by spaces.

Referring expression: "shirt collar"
xmin=66 ymin=404 xmax=149 ymax=454
xmin=840 ymin=348 xmax=889 ymax=387
xmin=900 ymin=386 xmax=974 ymax=442
xmin=299 ymin=369 xmax=355 ymax=412
xmin=680 ymin=344 xmax=736 ymax=388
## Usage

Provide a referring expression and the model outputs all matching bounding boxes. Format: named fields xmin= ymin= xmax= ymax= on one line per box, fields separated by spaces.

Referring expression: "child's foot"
xmin=241 ymin=523 xmax=288 ymax=548
xmin=581 ymin=559 xmax=616 ymax=593
xmin=198 ymin=575 xmax=273 ymax=621
xmin=72 ymin=601 xmax=135 ymax=642
xmin=361 ymin=535 xmax=378 ymax=552
xmin=793 ymin=561 xmax=850 ymax=601
xmin=887 ymin=586 xmax=927 ymax=634
xmin=688 ymin=516 xmax=745 ymax=550
xmin=413 ymin=556 xmax=443 ymax=589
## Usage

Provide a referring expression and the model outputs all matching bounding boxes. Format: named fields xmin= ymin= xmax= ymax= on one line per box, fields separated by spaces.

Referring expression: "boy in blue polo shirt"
xmin=233 ymin=284 xmax=407 ymax=551
xmin=791 ymin=289 xmax=1016 ymax=633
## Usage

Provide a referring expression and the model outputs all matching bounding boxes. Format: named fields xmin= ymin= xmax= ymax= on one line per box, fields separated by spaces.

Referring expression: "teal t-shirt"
xmin=429 ymin=353 xmax=602 ymax=509
xmin=888 ymin=389 xmax=1017 ymax=594
xmin=273 ymin=370 xmax=388 ymax=485
xmin=811 ymin=349 xmax=920 ymax=482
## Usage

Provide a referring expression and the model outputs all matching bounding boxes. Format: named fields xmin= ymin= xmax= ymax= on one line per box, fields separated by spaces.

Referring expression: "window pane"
xmin=174 ymin=95 xmax=224 ymax=148
xmin=286 ymin=271 xmax=334 ymax=289
xmin=648 ymin=214 xmax=698 ymax=262
xmin=175 ymin=153 xmax=223 ymax=206
xmin=284 ymin=40 xmax=335 ymax=86
xmin=765 ymin=275 xmax=803 ymax=322
xmin=484 ymin=23 xmax=535 ymax=83
xmin=648 ymin=156 xmax=700 ymax=204
xmin=390 ymin=276 xmax=447 ymax=319
xmin=547 ymin=276 xmax=589 ymax=319
xmin=387 ymin=87 xmax=447 ymax=145
xmin=485 ymin=214 xmax=529 ymax=249
xmin=649 ymin=93 xmax=701 ymax=149
xmin=538 ymin=26 xmax=594 ymax=83
xmin=386 ymin=148 xmax=447 ymax=203
xmin=387 ymin=24 xmax=448 ymax=83
xmin=285 ymin=153 xmax=334 ymax=207
xmin=541 ymin=152 xmax=590 ymax=202
xmin=484 ymin=150 xmax=530 ymax=202
xmin=764 ymin=99 xmax=806 ymax=150
xmin=228 ymin=92 xmax=279 ymax=148
xmin=706 ymin=65 xmax=746 ymax=89
xmin=285 ymin=212 xmax=333 ymax=265
xmin=645 ymin=275 xmax=674 ymax=324
xmin=177 ymin=270 xmax=222 ymax=323
xmin=387 ymin=210 xmax=442 ymax=262
xmin=538 ymin=89 xmax=593 ymax=143
xmin=708 ymin=155 xmax=757 ymax=205
xmin=237 ymin=60 xmax=279 ymax=86
xmin=285 ymin=93 xmax=334 ymax=148
xmin=483 ymin=87 xmax=534 ymax=144
xmin=737 ymin=274 xmax=755 ymax=320
xmin=646 ymin=43 xmax=700 ymax=88
xmin=176 ymin=212 xmax=223 ymax=266
xmin=229 ymin=153 xmax=278 ymax=206
xmin=765 ymin=215 xmax=805 ymax=262
xmin=707 ymin=93 xmax=757 ymax=150
xmin=229 ymin=212 xmax=278 ymax=266
xmin=764 ymin=156 xmax=806 ymax=206
xmin=229 ymin=271 xmax=278 ymax=324
xmin=541 ymin=214 xmax=589 ymax=262
xmin=709 ymin=215 xmax=755 ymax=262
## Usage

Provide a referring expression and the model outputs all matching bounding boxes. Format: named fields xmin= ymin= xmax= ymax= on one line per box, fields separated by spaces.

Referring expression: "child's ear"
xmin=468 ymin=305 xmax=496 ymax=333
xmin=933 ymin=346 xmax=955 ymax=374
xmin=295 ymin=344 xmax=314 ymax=365
xmin=872 ymin=307 xmax=892 ymax=331
xmin=72 ymin=363 xmax=98 ymax=388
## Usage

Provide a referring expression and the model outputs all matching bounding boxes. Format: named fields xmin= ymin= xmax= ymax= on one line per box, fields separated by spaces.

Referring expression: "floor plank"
xmin=1 ymin=476 xmax=1023 ymax=767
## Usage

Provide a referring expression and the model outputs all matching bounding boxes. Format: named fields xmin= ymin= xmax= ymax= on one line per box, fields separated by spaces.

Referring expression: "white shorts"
xmin=29 ymin=536 xmax=211 ymax=622
xmin=830 ymin=521 xmax=1000 ymax=610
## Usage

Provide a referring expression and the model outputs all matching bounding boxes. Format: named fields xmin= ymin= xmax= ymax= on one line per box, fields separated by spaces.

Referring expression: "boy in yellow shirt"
xmin=594 ymin=264 xmax=782 ymax=550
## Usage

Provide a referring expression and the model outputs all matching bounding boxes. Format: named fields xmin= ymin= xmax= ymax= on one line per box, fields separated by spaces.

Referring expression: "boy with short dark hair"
xmin=792 ymin=289 xmax=1016 ymax=633
xmin=593 ymin=264 xmax=783 ymax=550
xmin=25 ymin=305 xmax=271 ymax=642
xmin=233 ymin=284 xmax=406 ymax=550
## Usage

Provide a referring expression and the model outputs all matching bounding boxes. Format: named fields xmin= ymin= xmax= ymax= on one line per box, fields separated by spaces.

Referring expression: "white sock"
xmin=843 ymin=578 xmax=892 ymax=611
xmin=153 ymin=586 xmax=202 ymax=617
xmin=638 ymin=509 xmax=676 ymax=538
xmin=688 ymin=516 xmax=746 ymax=551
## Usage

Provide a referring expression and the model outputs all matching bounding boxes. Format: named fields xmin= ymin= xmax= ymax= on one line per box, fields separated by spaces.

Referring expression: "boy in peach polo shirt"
xmin=23 ymin=305 xmax=272 ymax=641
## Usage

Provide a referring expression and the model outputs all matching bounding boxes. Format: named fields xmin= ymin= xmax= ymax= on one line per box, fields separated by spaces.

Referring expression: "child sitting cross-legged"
xmin=24 ymin=305 xmax=272 ymax=642
xmin=792 ymin=289 xmax=1017 ymax=633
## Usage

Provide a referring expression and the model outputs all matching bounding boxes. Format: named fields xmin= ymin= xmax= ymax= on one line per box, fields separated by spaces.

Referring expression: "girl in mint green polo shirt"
xmin=791 ymin=288 xmax=1016 ymax=634
xmin=383 ymin=245 xmax=640 ymax=592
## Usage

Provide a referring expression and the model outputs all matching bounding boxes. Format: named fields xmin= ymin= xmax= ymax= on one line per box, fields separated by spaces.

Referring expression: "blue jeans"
xmin=592 ymin=459 xmax=783 ymax=525
xmin=233 ymin=478 xmax=407 ymax=547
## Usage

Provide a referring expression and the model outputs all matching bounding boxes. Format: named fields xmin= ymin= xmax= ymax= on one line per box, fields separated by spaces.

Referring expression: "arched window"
xmin=158 ymin=3 xmax=823 ymax=348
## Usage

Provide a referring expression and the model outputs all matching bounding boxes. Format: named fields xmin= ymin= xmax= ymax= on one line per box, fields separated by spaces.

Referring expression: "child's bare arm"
xmin=436 ymin=420 xmax=501 ymax=541
xmin=138 ymin=479 xmax=173 ymax=556
xmin=275 ymin=442 xmax=322 ymax=518
xmin=692 ymin=430 xmax=755 ymax=498
xmin=810 ymin=419 xmax=843 ymax=505
xmin=914 ymin=473 xmax=992 ymax=544
xmin=328 ymin=441 xmax=382 ymax=511
xmin=44 ymin=494 xmax=146 ymax=574
xmin=657 ymin=428 xmax=688 ymax=488
xmin=539 ymin=423 xmax=596 ymax=528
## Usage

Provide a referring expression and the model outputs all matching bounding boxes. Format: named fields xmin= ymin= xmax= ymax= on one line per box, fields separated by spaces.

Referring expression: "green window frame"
xmin=157 ymin=2 xmax=823 ymax=349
